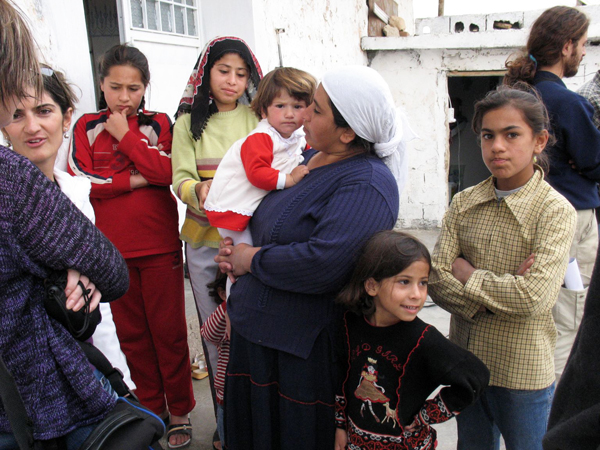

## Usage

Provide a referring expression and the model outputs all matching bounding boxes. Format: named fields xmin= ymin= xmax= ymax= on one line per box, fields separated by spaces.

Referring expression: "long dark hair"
xmin=206 ymin=271 xmax=227 ymax=305
xmin=97 ymin=44 xmax=154 ymax=126
xmin=504 ymin=6 xmax=589 ymax=85
xmin=174 ymin=37 xmax=263 ymax=140
xmin=472 ymin=84 xmax=554 ymax=174
xmin=337 ymin=231 xmax=431 ymax=316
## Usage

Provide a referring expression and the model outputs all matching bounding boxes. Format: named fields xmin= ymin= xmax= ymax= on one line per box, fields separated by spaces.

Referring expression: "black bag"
xmin=0 ymin=343 xmax=165 ymax=450
xmin=79 ymin=342 xmax=165 ymax=450
xmin=77 ymin=397 xmax=165 ymax=450
xmin=43 ymin=270 xmax=101 ymax=341
xmin=75 ymin=342 xmax=165 ymax=449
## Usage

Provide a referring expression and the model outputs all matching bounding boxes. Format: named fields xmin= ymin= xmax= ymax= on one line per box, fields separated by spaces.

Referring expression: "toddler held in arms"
xmin=204 ymin=67 xmax=316 ymax=247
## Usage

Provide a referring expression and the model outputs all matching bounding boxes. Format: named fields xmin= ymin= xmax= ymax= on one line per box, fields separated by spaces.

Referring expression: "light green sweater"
xmin=172 ymin=104 xmax=258 ymax=248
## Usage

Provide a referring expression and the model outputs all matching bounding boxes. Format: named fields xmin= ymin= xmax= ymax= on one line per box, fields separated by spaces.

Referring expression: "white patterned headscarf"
xmin=321 ymin=66 xmax=417 ymax=196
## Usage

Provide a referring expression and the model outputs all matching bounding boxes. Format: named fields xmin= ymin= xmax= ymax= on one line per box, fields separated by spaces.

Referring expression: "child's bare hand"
xmin=195 ymin=180 xmax=212 ymax=210
xmin=292 ymin=165 xmax=309 ymax=180
xmin=568 ymin=159 xmax=582 ymax=173
xmin=104 ymin=110 xmax=130 ymax=142
xmin=516 ymin=253 xmax=535 ymax=276
xmin=285 ymin=166 xmax=309 ymax=188
xmin=451 ymin=257 xmax=476 ymax=285
xmin=130 ymin=173 xmax=149 ymax=189
xmin=334 ymin=428 xmax=348 ymax=450
xmin=404 ymin=413 xmax=424 ymax=434
xmin=403 ymin=422 xmax=417 ymax=433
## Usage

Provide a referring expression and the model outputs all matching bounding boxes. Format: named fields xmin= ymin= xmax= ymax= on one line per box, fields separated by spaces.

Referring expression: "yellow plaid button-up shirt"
xmin=429 ymin=168 xmax=576 ymax=390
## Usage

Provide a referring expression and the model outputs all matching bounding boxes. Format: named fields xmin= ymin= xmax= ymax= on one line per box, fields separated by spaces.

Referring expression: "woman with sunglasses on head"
xmin=1 ymin=64 xmax=134 ymax=391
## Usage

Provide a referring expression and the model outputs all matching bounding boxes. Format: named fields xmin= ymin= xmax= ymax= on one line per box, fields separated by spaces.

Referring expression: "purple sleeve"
xmin=8 ymin=152 xmax=129 ymax=302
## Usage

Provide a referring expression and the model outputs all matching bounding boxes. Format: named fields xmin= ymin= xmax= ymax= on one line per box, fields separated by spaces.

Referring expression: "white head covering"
xmin=321 ymin=66 xmax=417 ymax=196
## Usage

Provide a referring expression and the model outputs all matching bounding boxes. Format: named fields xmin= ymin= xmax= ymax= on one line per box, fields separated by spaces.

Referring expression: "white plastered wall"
xmin=250 ymin=0 xmax=369 ymax=79
xmin=14 ymin=0 xmax=96 ymax=169
xmin=370 ymin=5 xmax=600 ymax=228
xmin=370 ymin=50 xmax=451 ymax=229
xmin=200 ymin=0 xmax=256 ymax=50
xmin=15 ymin=0 xmax=96 ymax=121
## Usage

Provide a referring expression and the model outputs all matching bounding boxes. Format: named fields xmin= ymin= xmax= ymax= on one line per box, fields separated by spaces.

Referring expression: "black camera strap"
xmin=0 ymin=354 xmax=36 ymax=449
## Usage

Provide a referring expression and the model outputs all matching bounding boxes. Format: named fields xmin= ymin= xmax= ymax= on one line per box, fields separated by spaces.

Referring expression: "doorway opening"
xmin=83 ymin=0 xmax=122 ymax=109
xmin=447 ymin=74 xmax=503 ymax=202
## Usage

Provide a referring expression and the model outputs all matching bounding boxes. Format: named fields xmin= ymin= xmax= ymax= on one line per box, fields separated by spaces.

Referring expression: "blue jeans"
xmin=0 ymin=423 xmax=95 ymax=450
xmin=217 ymin=403 xmax=225 ymax=447
xmin=93 ymin=368 xmax=118 ymax=401
xmin=457 ymin=383 xmax=555 ymax=450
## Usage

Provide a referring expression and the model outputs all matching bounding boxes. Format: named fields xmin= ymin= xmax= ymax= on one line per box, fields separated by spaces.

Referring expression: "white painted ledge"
xmin=362 ymin=20 xmax=600 ymax=52
xmin=363 ymin=29 xmax=527 ymax=51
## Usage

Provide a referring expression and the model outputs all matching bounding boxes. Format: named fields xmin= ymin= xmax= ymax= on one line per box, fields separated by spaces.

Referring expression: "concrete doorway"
xmin=447 ymin=73 xmax=503 ymax=202
xmin=82 ymin=0 xmax=122 ymax=109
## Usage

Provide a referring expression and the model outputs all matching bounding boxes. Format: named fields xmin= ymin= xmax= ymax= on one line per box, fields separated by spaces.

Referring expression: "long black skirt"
xmin=224 ymin=327 xmax=337 ymax=449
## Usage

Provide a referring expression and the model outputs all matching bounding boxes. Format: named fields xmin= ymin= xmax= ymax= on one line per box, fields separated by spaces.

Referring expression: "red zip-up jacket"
xmin=69 ymin=109 xmax=180 ymax=258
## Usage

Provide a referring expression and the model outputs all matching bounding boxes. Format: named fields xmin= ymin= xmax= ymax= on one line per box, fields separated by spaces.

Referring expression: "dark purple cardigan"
xmin=0 ymin=146 xmax=129 ymax=440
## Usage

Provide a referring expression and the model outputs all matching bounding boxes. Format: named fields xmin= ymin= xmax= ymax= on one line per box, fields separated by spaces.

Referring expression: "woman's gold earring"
xmin=533 ymin=156 xmax=538 ymax=163
xmin=2 ymin=136 xmax=11 ymax=148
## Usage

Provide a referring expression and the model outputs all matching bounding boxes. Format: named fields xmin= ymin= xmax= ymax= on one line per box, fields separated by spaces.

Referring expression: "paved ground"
xmin=174 ymin=229 xmax=505 ymax=450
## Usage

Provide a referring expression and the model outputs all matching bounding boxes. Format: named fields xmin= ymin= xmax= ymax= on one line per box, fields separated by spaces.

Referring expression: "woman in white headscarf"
xmin=215 ymin=66 xmax=416 ymax=449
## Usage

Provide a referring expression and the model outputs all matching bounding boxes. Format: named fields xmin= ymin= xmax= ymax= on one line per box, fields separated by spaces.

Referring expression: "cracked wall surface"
xmin=251 ymin=0 xmax=368 ymax=77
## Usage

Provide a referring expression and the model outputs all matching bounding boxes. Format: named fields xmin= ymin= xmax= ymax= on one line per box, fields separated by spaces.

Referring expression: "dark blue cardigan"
xmin=533 ymin=71 xmax=600 ymax=210
xmin=543 ymin=238 xmax=600 ymax=449
xmin=0 ymin=146 xmax=129 ymax=439
xmin=228 ymin=150 xmax=399 ymax=359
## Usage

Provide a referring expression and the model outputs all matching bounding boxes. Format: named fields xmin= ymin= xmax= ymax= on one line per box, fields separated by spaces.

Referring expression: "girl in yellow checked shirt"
xmin=429 ymin=86 xmax=576 ymax=450
xmin=171 ymin=36 xmax=262 ymax=450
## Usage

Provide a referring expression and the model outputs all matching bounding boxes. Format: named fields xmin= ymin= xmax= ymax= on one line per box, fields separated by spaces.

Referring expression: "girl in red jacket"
xmin=69 ymin=44 xmax=195 ymax=449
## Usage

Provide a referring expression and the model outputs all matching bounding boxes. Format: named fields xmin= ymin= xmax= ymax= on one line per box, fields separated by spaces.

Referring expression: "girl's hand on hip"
xmin=404 ymin=412 xmax=427 ymax=433
xmin=104 ymin=110 xmax=130 ymax=142
xmin=214 ymin=238 xmax=260 ymax=277
xmin=65 ymin=269 xmax=102 ymax=312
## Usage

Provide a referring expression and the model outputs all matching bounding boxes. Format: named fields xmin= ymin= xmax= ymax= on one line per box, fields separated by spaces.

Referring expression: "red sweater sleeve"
xmin=68 ymin=113 xmax=131 ymax=199
xmin=117 ymin=113 xmax=173 ymax=186
xmin=240 ymin=133 xmax=279 ymax=191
